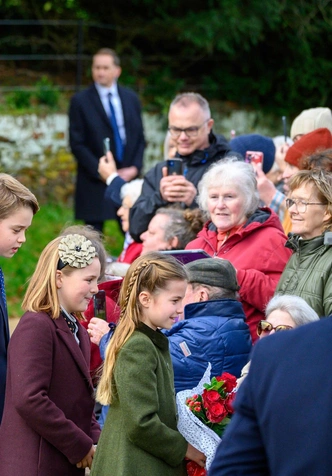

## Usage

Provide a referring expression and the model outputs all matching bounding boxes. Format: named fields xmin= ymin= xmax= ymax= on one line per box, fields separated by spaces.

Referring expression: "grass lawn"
xmin=0 ymin=202 xmax=124 ymax=319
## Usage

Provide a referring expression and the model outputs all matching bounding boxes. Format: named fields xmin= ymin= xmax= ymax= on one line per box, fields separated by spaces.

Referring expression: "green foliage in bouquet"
xmin=185 ymin=372 xmax=237 ymax=438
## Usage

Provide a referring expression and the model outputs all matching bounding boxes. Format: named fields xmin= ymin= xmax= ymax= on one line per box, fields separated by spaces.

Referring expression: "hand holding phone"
xmin=245 ymin=151 xmax=264 ymax=167
xmin=103 ymin=138 xmax=110 ymax=162
xmin=167 ymin=159 xmax=183 ymax=175
xmin=282 ymin=116 xmax=287 ymax=142
xmin=93 ymin=290 xmax=106 ymax=320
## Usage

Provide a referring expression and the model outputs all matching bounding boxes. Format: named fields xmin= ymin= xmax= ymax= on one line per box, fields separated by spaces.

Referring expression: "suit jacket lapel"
xmin=54 ymin=315 xmax=93 ymax=392
xmin=89 ymin=84 xmax=112 ymax=128
xmin=118 ymin=85 xmax=130 ymax=135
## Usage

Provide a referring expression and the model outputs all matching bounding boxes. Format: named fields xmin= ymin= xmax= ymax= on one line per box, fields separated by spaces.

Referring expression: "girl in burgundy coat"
xmin=0 ymin=230 xmax=103 ymax=475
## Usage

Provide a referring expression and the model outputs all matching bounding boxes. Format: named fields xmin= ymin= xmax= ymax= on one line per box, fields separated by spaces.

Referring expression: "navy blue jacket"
xmin=69 ymin=83 xmax=145 ymax=222
xmin=164 ymin=299 xmax=252 ymax=393
xmin=209 ymin=318 xmax=332 ymax=476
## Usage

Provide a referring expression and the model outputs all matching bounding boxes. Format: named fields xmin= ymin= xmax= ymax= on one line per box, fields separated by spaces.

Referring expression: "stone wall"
xmin=0 ymin=110 xmax=280 ymax=202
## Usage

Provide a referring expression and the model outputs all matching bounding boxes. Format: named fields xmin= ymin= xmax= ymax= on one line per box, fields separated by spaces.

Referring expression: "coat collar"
xmin=53 ymin=314 xmax=93 ymax=391
xmin=137 ymin=322 xmax=169 ymax=351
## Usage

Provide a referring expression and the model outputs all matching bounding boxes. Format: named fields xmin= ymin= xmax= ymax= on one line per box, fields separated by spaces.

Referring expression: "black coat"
xmin=129 ymin=133 xmax=232 ymax=242
xmin=69 ymin=84 xmax=145 ymax=221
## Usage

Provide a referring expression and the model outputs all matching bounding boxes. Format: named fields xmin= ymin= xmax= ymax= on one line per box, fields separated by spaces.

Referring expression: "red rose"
xmin=224 ymin=392 xmax=236 ymax=414
xmin=202 ymin=389 xmax=220 ymax=406
xmin=186 ymin=460 xmax=207 ymax=476
xmin=217 ymin=373 xmax=237 ymax=393
xmin=206 ymin=401 xmax=228 ymax=423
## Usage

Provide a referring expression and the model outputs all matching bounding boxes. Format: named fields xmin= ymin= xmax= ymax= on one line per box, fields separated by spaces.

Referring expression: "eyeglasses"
xmin=257 ymin=320 xmax=293 ymax=337
xmin=168 ymin=119 xmax=210 ymax=138
xmin=285 ymin=198 xmax=326 ymax=213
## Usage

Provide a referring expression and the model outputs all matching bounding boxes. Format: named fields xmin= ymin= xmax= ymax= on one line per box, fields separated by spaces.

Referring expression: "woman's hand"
xmin=186 ymin=443 xmax=206 ymax=468
xmin=76 ymin=445 xmax=95 ymax=469
xmin=87 ymin=317 xmax=110 ymax=346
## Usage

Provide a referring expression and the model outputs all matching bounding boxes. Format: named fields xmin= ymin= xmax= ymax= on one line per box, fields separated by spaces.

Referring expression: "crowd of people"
xmin=1 ymin=45 xmax=332 ymax=475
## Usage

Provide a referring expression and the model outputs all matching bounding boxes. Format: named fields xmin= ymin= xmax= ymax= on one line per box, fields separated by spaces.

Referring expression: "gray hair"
xmin=191 ymin=282 xmax=239 ymax=301
xmin=156 ymin=207 xmax=204 ymax=249
xmin=169 ymin=92 xmax=211 ymax=119
xmin=120 ymin=179 xmax=144 ymax=204
xmin=265 ymin=294 xmax=319 ymax=326
xmin=197 ymin=158 xmax=260 ymax=218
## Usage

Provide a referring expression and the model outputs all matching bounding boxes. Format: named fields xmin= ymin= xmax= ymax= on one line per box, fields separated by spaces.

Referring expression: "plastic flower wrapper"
xmin=176 ymin=363 xmax=237 ymax=472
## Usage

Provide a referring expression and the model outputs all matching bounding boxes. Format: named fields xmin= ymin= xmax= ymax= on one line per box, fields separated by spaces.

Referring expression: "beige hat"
xmin=290 ymin=107 xmax=332 ymax=140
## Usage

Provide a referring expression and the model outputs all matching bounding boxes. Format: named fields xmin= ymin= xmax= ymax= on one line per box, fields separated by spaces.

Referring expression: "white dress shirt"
xmin=95 ymin=82 xmax=126 ymax=143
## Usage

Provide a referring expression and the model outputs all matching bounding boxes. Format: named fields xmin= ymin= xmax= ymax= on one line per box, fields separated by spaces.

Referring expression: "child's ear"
xmin=138 ymin=291 xmax=151 ymax=308
xmin=55 ymin=270 xmax=63 ymax=289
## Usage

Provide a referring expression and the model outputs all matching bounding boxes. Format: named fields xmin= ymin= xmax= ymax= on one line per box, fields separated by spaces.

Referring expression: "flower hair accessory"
xmin=57 ymin=234 xmax=96 ymax=270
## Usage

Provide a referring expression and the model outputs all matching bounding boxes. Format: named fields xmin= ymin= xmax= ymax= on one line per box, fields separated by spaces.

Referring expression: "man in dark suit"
xmin=69 ymin=48 xmax=145 ymax=232
xmin=209 ymin=317 xmax=332 ymax=475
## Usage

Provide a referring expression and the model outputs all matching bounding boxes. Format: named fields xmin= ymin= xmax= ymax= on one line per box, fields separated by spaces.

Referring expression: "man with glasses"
xmin=128 ymin=92 xmax=237 ymax=242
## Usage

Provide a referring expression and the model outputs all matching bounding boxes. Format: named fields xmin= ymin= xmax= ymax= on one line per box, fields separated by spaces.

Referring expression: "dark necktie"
xmin=108 ymin=93 xmax=124 ymax=162
xmin=0 ymin=267 xmax=7 ymax=309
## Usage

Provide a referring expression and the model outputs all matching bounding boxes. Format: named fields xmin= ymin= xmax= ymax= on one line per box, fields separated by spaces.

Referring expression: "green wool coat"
xmin=91 ymin=323 xmax=187 ymax=476
xmin=276 ymin=233 xmax=332 ymax=317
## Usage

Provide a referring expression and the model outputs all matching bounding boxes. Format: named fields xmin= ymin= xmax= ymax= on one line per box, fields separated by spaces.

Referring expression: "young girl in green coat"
xmin=91 ymin=251 xmax=206 ymax=476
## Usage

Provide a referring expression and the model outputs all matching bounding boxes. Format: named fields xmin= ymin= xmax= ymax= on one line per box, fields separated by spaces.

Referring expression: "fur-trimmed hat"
xmin=285 ymin=128 xmax=332 ymax=168
xmin=229 ymin=134 xmax=275 ymax=174
xmin=185 ymin=258 xmax=240 ymax=291
xmin=290 ymin=107 xmax=332 ymax=140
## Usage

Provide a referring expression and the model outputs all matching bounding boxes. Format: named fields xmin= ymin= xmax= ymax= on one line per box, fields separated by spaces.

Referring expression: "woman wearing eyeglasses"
xmin=276 ymin=169 xmax=332 ymax=317
xmin=237 ymin=294 xmax=319 ymax=387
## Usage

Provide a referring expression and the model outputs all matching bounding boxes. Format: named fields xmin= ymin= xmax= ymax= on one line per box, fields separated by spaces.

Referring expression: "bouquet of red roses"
xmin=176 ymin=364 xmax=237 ymax=474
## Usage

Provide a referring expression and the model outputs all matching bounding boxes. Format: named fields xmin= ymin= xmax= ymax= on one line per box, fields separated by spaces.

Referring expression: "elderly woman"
xmin=276 ymin=169 xmax=332 ymax=316
xmin=185 ymin=159 xmax=292 ymax=341
xmin=237 ymin=294 xmax=319 ymax=386
xmin=116 ymin=179 xmax=143 ymax=264
xmin=140 ymin=206 xmax=204 ymax=255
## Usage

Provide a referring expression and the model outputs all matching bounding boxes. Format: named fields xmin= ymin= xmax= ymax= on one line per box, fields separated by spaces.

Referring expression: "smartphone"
xmin=245 ymin=151 xmax=264 ymax=167
xmin=167 ymin=158 xmax=183 ymax=175
xmin=282 ymin=116 xmax=287 ymax=142
xmin=93 ymin=290 xmax=106 ymax=320
xmin=103 ymin=137 xmax=110 ymax=160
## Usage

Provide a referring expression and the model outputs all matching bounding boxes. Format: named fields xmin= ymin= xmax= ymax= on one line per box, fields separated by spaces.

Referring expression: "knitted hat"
xmin=290 ymin=107 xmax=332 ymax=140
xmin=229 ymin=134 xmax=275 ymax=173
xmin=185 ymin=258 xmax=240 ymax=292
xmin=285 ymin=128 xmax=332 ymax=168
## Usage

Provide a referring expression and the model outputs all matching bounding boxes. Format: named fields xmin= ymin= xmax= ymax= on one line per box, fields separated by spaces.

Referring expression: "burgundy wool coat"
xmin=0 ymin=311 xmax=100 ymax=476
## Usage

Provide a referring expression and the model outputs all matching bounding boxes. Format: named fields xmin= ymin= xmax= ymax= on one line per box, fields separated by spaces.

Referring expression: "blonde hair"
xmin=22 ymin=227 xmax=106 ymax=319
xmin=96 ymin=251 xmax=187 ymax=405
xmin=288 ymin=169 xmax=332 ymax=233
xmin=0 ymin=173 xmax=39 ymax=220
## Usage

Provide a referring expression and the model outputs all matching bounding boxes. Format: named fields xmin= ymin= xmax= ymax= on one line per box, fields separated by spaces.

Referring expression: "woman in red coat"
xmin=0 ymin=230 xmax=102 ymax=475
xmin=186 ymin=159 xmax=292 ymax=341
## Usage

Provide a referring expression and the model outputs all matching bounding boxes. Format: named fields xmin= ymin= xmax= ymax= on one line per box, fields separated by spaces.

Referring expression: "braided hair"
xmin=96 ymin=251 xmax=187 ymax=404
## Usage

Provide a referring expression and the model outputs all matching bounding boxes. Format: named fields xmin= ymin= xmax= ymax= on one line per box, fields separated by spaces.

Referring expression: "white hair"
xmin=197 ymin=158 xmax=259 ymax=218
xmin=120 ymin=179 xmax=144 ymax=204
xmin=265 ymin=294 xmax=319 ymax=326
